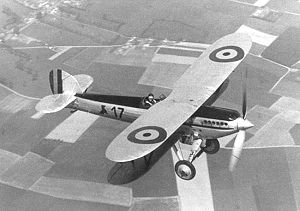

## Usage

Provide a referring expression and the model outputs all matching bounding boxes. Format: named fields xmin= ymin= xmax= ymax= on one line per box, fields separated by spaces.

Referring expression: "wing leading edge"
xmin=106 ymin=33 xmax=252 ymax=162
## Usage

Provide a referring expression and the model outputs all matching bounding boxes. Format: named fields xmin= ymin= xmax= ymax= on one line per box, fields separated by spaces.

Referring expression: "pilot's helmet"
xmin=193 ymin=131 xmax=199 ymax=137
xmin=148 ymin=93 xmax=154 ymax=100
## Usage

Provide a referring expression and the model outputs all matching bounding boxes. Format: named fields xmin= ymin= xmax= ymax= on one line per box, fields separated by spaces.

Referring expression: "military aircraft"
xmin=36 ymin=33 xmax=253 ymax=180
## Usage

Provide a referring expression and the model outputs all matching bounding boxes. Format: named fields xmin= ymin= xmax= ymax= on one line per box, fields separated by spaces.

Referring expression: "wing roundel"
xmin=127 ymin=126 xmax=167 ymax=144
xmin=208 ymin=45 xmax=245 ymax=62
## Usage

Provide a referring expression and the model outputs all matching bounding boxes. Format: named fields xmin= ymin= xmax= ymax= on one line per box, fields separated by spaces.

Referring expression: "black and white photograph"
xmin=0 ymin=0 xmax=299 ymax=210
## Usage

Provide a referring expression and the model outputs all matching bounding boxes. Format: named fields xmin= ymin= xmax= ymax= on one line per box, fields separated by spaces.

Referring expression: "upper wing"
xmin=105 ymin=33 xmax=252 ymax=162
xmin=170 ymin=33 xmax=252 ymax=106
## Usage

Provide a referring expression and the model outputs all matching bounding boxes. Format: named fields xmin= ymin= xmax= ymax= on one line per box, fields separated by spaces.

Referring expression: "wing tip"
xmin=105 ymin=140 xmax=162 ymax=163
xmin=233 ymin=32 xmax=252 ymax=51
xmin=217 ymin=33 xmax=252 ymax=52
xmin=105 ymin=150 xmax=135 ymax=163
xmin=105 ymin=143 xmax=135 ymax=162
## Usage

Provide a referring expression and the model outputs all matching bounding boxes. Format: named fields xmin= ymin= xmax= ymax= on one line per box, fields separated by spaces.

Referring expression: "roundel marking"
xmin=209 ymin=45 xmax=245 ymax=63
xmin=127 ymin=126 xmax=167 ymax=144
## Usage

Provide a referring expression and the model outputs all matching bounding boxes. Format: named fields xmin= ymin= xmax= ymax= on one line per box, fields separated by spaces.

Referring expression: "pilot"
xmin=144 ymin=93 xmax=157 ymax=108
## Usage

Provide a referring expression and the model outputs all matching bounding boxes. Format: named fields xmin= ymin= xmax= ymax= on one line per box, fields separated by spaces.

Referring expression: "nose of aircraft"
xmin=237 ymin=118 xmax=254 ymax=130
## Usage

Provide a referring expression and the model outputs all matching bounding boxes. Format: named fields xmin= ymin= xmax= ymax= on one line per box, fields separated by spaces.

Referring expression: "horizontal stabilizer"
xmin=35 ymin=93 xmax=76 ymax=113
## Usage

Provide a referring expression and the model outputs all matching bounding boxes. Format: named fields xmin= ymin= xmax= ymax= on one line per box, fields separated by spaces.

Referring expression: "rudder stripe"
xmin=57 ymin=69 xmax=63 ymax=94
xmin=49 ymin=70 xmax=55 ymax=94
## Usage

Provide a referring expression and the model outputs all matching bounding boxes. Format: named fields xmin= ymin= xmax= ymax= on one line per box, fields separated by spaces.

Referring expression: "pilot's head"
xmin=148 ymin=93 xmax=154 ymax=100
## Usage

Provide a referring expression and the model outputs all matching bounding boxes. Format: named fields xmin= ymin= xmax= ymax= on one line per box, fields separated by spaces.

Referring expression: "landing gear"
xmin=175 ymin=160 xmax=196 ymax=180
xmin=202 ymin=139 xmax=220 ymax=154
xmin=172 ymin=144 xmax=196 ymax=180
xmin=172 ymin=141 xmax=198 ymax=180
xmin=172 ymin=134 xmax=220 ymax=180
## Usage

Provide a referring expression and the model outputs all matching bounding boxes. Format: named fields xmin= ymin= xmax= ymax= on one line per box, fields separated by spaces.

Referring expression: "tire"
xmin=202 ymin=139 xmax=220 ymax=154
xmin=175 ymin=160 xmax=196 ymax=180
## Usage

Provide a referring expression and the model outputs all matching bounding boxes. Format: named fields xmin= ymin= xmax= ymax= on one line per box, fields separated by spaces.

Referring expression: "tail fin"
xmin=36 ymin=69 xmax=93 ymax=113
xmin=49 ymin=69 xmax=94 ymax=94
xmin=49 ymin=69 xmax=81 ymax=94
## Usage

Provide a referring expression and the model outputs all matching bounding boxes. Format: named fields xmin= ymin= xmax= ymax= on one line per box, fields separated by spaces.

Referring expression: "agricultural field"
xmin=0 ymin=0 xmax=299 ymax=210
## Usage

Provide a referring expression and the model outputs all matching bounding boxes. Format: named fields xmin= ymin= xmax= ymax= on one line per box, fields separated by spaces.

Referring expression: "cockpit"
xmin=140 ymin=93 xmax=166 ymax=109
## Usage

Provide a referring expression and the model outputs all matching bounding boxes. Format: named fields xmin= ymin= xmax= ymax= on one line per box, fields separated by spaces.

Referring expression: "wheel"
xmin=175 ymin=160 xmax=196 ymax=180
xmin=202 ymin=139 xmax=220 ymax=154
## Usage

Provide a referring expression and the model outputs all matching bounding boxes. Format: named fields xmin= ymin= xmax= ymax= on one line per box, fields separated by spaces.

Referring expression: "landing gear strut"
xmin=173 ymin=137 xmax=220 ymax=180
xmin=173 ymin=144 xmax=197 ymax=180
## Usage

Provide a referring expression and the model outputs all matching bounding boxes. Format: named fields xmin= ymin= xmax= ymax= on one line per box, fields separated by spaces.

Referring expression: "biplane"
xmin=36 ymin=33 xmax=253 ymax=180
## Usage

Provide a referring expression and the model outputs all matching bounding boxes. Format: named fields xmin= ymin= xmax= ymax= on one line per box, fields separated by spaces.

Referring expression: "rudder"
xmin=36 ymin=69 xmax=93 ymax=113
xmin=49 ymin=69 xmax=81 ymax=94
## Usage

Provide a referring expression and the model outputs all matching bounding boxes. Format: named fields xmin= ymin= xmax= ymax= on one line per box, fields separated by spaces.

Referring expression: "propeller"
xmin=229 ymin=68 xmax=253 ymax=171
xmin=242 ymin=69 xmax=247 ymax=118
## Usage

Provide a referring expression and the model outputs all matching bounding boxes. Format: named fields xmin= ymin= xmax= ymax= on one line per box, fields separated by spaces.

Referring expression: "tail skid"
xmin=35 ymin=69 xmax=93 ymax=113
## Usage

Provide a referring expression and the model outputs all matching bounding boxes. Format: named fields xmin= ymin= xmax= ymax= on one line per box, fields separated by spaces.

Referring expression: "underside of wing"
xmin=105 ymin=33 xmax=252 ymax=162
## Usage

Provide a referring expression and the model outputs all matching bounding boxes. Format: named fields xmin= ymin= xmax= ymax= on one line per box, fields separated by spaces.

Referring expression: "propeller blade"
xmin=242 ymin=69 xmax=247 ymax=118
xmin=229 ymin=130 xmax=246 ymax=171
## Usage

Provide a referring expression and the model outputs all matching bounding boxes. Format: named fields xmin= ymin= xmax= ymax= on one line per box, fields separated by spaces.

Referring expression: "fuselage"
xmin=69 ymin=91 xmax=241 ymax=140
